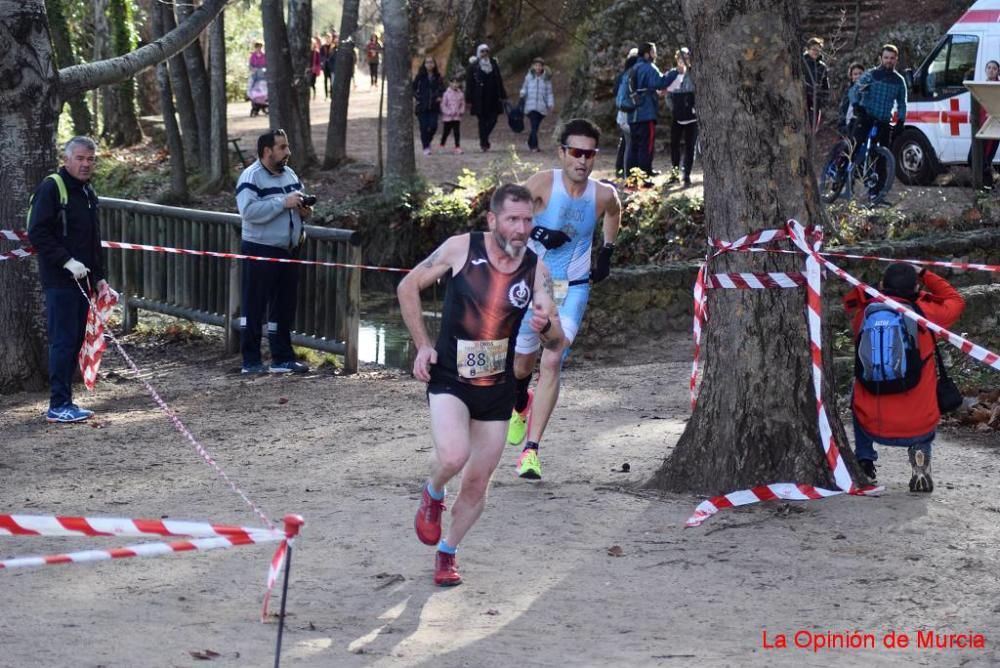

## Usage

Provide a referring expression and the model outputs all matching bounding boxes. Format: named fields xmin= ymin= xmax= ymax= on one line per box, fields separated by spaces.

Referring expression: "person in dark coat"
xmin=413 ymin=56 xmax=445 ymax=154
xmin=465 ymin=43 xmax=508 ymax=152
xmin=802 ymin=36 xmax=830 ymax=129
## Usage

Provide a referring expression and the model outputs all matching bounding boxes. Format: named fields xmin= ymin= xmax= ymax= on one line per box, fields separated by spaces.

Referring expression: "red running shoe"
xmin=414 ymin=486 xmax=445 ymax=545
xmin=434 ymin=551 xmax=462 ymax=586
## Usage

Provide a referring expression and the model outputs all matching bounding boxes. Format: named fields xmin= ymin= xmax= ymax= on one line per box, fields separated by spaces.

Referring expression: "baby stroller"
xmin=248 ymin=70 xmax=269 ymax=117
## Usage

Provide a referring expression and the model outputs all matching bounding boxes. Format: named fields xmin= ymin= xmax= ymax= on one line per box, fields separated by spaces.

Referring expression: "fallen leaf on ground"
xmin=607 ymin=545 xmax=624 ymax=557
xmin=189 ymin=649 xmax=220 ymax=660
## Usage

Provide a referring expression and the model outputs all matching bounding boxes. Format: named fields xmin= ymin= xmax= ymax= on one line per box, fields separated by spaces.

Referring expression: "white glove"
xmin=63 ymin=258 xmax=90 ymax=280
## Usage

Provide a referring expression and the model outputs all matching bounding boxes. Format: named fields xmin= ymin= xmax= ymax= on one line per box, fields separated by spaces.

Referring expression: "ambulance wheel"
xmin=894 ymin=129 xmax=936 ymax=186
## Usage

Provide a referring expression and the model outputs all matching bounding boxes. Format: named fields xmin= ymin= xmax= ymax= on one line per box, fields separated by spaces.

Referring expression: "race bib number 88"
xmin=457 ymin=338 xmax=508 ymax=379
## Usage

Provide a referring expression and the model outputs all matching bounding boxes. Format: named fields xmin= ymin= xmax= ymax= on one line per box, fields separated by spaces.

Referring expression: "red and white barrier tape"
xmin=0 ymin=229 xmax=28 ymax=241
xmin=704 ymin=272 xmax=805 ymax=290
xmin=708 ymin=228 xmax=788 ymax=256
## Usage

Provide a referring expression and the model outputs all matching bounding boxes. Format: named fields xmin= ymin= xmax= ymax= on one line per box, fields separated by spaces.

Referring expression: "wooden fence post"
xmin=344 ymin=241 xmax=361 ymax=374
xmin=225 ymin=224 xmax=241 ymax=354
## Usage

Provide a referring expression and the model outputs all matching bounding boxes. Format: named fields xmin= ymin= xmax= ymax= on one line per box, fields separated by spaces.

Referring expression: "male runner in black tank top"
xmin=397 ymin=184 xmax=564 ymax=586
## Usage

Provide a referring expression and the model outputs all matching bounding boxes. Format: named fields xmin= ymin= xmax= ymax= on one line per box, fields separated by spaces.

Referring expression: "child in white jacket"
xmin=520 ymin=57 xmax=555 ymax=152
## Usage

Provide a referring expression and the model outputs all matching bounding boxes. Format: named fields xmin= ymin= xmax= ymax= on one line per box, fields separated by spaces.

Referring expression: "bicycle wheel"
xmin=862 ymin=146 xmax=895 ymax=205
xmin=819 ymin=140 xmax=851 ymax=203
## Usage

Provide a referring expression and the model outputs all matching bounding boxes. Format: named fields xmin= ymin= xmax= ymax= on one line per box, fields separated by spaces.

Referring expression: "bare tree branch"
xmin=56 ymin=0 xmax=227 ymax=102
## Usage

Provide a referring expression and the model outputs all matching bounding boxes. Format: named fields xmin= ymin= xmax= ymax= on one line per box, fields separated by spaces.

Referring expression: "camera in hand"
xmin=300 ymin=194 xmax=318 ymax=207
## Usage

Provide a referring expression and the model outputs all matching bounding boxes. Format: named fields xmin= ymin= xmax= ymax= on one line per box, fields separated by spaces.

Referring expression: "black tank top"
xmin=434 ymin=232 xmax=537 ymax=386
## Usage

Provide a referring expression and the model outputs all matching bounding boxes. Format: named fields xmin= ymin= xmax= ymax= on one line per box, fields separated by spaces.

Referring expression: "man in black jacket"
xmin=802 ymin=37 xmax=830 ymax=128
xmin=27 ymin=136 xmax=106 ymax=423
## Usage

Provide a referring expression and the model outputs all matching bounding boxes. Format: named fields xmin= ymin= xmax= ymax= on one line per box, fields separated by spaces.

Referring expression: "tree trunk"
xmin=0 ymin=0 xmax=59 ymax=393
xmin=162 ymin=3 xmax=200 ymax=169
xmin=104 ymin=0 xmax=144 ymax=146
xmin=45 ymin=0 xmax=94 ymax=136
xmin=151 ymin=0 xmax=188 ymax=202
xmin=0 ymin=0 xmax=227 ymax=393
xmin=94 ymin=0 xmax=111 ymax=140
xmin=175 ymin=0 xmax=212 ymax=172
xmin=287 ymin=0 xmax=318 ymax=165
xmin=645 ymin=0 xmax=861 ymax=494
xmin=382 ymin=0 xmax=416 ymax=189
xmin=205 ymin=10 xmax=229 ymax=191
xmin=261 ymin=0 xmax=313 ymax=171
xmin=448 ymin=0 xmax=489 ymax=76
xmin=323 ymin=0 xmax=360 ymax=168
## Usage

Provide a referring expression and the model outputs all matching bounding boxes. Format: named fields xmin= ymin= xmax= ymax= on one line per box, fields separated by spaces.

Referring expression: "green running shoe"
xmin=506 ymin=389 xmax=532 ymax=446
xmin=517 ymin=448 xmax=542 ymax=480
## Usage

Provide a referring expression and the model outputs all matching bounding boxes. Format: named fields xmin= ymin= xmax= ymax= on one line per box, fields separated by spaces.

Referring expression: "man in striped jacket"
xmin=235 ymin=129 xmax=312 ymax=375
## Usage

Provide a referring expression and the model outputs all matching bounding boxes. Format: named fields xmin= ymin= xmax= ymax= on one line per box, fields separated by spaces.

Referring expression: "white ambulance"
xmin=894 ymin=0 xmax=1000 ymax=184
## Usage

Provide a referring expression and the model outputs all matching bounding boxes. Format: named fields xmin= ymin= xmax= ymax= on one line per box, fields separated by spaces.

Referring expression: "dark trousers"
xmin=629 ymin=120 xmax=657 ymax=176
xmin=851 ymin=113 xmax=891 ymax=162
xmin=44 ymin=287 xmax=89 ymax=409
xmin=323 ymin=70 xmax=331 ymax=98
xmin=970 ymin=140 xmax=999 ymax=187
xmin=670 ymin=121 xmax=698 ymax=179
xmin=417 ymin=111 xmax=439 ymax=149
xmin=441 ymin=121 xmax=461 ymax=147
xmin=616 ymin=127 xmax=631 ymax=177
xmin=240 ymin=240 xmax=300 ymax=367
xmin=369 ymin=62 xmax=378 ymax=85
xmin=527 ymin=111 xmax=545 ymax=150
xmin=477 ymin=112 xmax=499 ymax=150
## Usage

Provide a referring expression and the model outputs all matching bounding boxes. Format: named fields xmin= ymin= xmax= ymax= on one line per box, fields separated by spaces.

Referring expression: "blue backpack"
xmin=615 ymin=66 xmax=644 ymax=113
xmin=854 ymin=302 xmax=925 ymax=394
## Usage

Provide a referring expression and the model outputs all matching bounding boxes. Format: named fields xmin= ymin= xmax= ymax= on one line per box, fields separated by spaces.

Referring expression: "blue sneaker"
xmin=269 ymin=360 xmax=309 ymax=374
xmin=46 ymin=405 xmax=94 ymax=423
xmin=241 ymin=363 xmax=269 ymax=375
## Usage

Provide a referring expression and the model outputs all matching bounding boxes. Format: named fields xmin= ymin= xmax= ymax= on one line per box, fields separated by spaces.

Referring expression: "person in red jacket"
xmin=844 ymin=263 xmax=965 ymax=492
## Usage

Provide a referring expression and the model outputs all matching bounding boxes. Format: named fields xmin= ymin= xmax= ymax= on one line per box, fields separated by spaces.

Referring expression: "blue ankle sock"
xmin=437 ymin=539 xmax=457 ymax=554
xmin=523 ymin=441 xmax=539 ymax=452
xmin=426 ymin=481 xmax=445 ymax=500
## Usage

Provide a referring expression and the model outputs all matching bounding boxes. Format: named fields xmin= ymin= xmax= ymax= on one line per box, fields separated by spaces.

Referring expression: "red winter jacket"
xmin=844 ymin=271 xmax=965 ymax=438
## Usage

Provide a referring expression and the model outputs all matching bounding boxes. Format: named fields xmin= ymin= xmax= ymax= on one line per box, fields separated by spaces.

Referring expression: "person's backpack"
xmin=615 ymin=65 xmax=645 ymax=113
xmin=854 ymin=302 xmax=925 ymax=394
xmin=505 ymin=98 xmax=525 ymax=133
xmin=27 ymin=173 xmax=69 ymax=237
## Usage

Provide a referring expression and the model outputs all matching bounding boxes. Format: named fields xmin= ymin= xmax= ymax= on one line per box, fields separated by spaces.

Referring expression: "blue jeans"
xmin=417 ymin=111 xmax=438 ymax=149
xmin=44 ymin=287 xmax=90 ymax=409
xmin=527 ymin=111 xmax=545 ymax=150
xmin=852 ymin=416 xmax=934 ymax=463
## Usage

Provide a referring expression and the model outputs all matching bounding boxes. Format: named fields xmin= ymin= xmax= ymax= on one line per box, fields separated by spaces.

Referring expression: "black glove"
xmin=592 ymin=244 xmax=615 ymax=283
xmin=530 ymin=226 xmax=571 ymax=250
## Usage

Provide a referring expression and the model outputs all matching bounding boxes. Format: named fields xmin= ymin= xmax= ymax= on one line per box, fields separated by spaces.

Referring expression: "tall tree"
xmin=0 ymin=0 xmax=228 ymax=393
xmin=175 ymin=0 xmax=213 ymax=171
xmin=206 ymin=10 xmax=228 ymax=191
xmin=448 ymin=0 xmax=488 ymax=76
xmin=151 ymin=0 xmax=188 ymax=201
xmin=646 ymin=0 xmax=864 ymax=494
xmin=162 ymin=1 xmax=201 ymax=170
xmin=101 ymin=0 xmax=144 ymax=145
xmin=261 ymin=0 xmax=314 ymax=171
xmin=382 ymin=0 xmax=416 ymax=188
xmin=287 ymin=0 xmax=318 ymax=164
xmin=45 ymin=0 xmax=94 ymax=136
xmin=323 ymin=0 xmax=360 ymax=168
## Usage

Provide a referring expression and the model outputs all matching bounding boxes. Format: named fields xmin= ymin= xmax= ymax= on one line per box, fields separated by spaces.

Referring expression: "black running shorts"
xmin=426 ymin=372 xmax=515 ymax=422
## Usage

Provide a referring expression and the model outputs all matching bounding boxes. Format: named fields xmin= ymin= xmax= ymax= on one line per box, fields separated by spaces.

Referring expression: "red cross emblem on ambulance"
xmin=940 ymin=98 xmax=968 ymax=135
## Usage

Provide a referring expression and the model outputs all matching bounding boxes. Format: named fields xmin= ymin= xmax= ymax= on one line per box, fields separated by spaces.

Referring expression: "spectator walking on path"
xmin=320 ymin=33 xmax=335 ymax=99
xmin=466 ymin=43 xmax=508 ymax=152
xmin=665 ymin=47 xmax=697 ymax=187
xmin=248 ymin=41 xmax=266 ymax=98
xmin=398 ymin=184 xmax=563 ymax=586
xmin=413 ymin=56 xmax=445 ymax=155
xmin=27 ymin=137 xmax=106 ymax=423
xmin=366 ymin=34 xmax=383 ymax=88
xmin=802 ymin=36 xmax=830 ymax=129
xmin=440 ymin=74 xmax=466 ymax=153
xmin=844 ymin=263 xmax=965 ymax=492
xmin=235 ymin=130 xmax=313 ymax=375
xmin=628 ymin=42 xmax=678 ymax=178
xmin=615 ymin=48 xmax=639 ymax=178
xmin=520 ymin=57 xmax=555 ymax=152
xmin=309 ymin=37 xmax=323 ymax=99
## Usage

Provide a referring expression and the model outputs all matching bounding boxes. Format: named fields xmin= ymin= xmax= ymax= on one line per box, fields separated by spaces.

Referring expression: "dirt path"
xmin=1 ymin=331 xmax=998 ymax=667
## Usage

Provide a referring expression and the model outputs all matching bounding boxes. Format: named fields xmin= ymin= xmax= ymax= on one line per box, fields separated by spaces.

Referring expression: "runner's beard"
xmin=494 ymin=230 xmax=525 ymax=259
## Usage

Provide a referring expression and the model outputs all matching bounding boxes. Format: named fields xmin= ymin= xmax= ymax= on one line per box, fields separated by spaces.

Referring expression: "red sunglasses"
xmin=562 ymin=145 xmax=599 ymax=160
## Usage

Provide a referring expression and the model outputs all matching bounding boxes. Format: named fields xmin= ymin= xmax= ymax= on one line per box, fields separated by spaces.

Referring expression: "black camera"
xmin=301 ymin=194 xmax=318 ymax=207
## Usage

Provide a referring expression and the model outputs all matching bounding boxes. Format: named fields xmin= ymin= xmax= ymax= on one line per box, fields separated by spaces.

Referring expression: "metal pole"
xmin=273 ymin=515 xmax=304 ymax=668
xmin=972 ymin=94 xmax=984 ymax=190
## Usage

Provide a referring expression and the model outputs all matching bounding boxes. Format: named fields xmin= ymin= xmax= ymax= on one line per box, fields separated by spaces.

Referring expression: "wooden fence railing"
xmin=99 ymin=198 xmax=361 ymax=373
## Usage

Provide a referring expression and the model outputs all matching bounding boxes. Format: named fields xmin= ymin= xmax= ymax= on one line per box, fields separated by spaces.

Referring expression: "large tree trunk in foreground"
xmin=0 ymin=0 xmax=226 ymax=393
xmin=646 ymin=0 xmax=861 ymax=494
xmin=152 ymin=0 xmax=188 ymax=202
xmin=261 ymin=0 xmax=314 ymax=171
xmin=448 ymin=0 xmax=488 ymax=77
xmin=175 ymin=0 xmax=212 ymax=172
xmin=323 ymin=0 xmax=360 ymax=168
xmin=382 ymin=0 xmax=416 ymax=189
xmin=45 ymin=0 xmax=94 ymax=136
xmin=287 ymin=0 xmax=318 ymax=165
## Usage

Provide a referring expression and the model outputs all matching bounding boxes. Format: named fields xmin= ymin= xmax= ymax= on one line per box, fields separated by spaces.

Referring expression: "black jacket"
xmin=412 ymin=71 xmax=444 ymax=114
xmin=801 ymin=54 xmax=830 ymax=107
xmin=27 ymin=167 xmax=104 ymax=290
xmin=465 ymin=58 xmax=507 ymax=117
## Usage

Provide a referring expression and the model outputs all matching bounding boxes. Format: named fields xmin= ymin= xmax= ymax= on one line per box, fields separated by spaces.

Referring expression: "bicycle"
xmin=819 ymin=121 xmax=896 ymax=206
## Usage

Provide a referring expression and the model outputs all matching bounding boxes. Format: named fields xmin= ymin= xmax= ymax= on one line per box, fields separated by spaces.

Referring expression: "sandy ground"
xmin=1 ymin=329 xmax=999 ymax=667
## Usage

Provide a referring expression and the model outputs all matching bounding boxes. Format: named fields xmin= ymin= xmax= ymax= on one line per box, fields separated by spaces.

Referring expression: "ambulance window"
xmin=926 ymin=34 xmax=979 ymax=98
